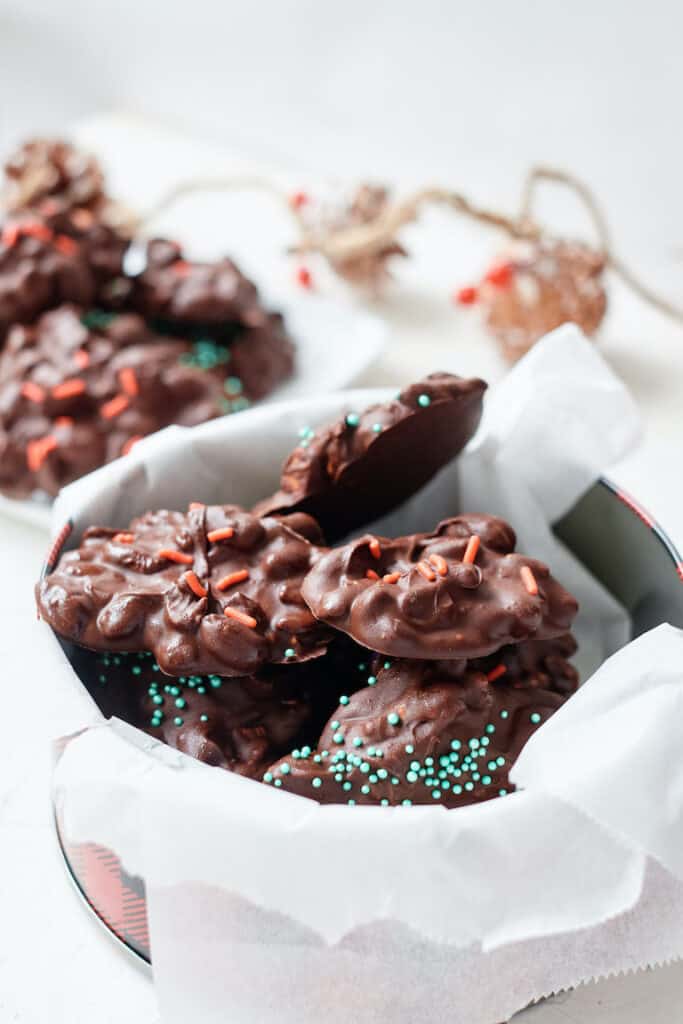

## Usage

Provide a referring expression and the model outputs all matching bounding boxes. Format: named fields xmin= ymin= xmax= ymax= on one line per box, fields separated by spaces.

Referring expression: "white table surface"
xmin=1 ymin=112 xmax=682 ymax=1023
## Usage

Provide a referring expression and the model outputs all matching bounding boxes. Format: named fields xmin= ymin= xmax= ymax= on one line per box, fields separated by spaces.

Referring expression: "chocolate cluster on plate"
xmin=0 ymin=138 xmax=294 ymax=498
xmin=37 ymin=373 xmax=580 ymax=808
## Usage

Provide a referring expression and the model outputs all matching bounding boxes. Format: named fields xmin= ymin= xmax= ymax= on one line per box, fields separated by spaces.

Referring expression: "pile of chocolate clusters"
xmin=0 ymin=139 xmax=294 ymax=499
xmin=37 ymin=373 xmax=579 ymax=808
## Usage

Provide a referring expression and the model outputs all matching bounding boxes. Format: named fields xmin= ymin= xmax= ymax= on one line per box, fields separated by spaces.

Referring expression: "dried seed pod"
xmin=481 ymin=239 xmax=608 ymax=362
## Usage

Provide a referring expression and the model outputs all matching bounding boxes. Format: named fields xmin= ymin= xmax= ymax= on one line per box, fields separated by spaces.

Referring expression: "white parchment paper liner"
xmin=50 ymin=326 xmax=683 ymax=1023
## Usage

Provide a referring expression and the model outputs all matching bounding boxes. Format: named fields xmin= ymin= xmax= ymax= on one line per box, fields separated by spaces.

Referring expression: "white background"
xmin=1 ymin=3 xmax=682 ymax=1022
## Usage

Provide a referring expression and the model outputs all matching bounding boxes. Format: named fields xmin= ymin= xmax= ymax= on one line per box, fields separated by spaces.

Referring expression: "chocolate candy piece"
xmin=254 ymin=372 xmax=486 ymax=541
xmin=130 ymin=239 xmax=295 ymax=399
xmin=469 ymin=633 xmax=579 ymax=697
xmin=0 ymin=305 xmax=230 ymax=498
xmin=78 ymin=650 xmax=315 ymax=779
xmin=132 ymin=238 xmax=275 ymax=329
xmin=301 ymin=514 xmax=578 ymax=659
xmin=36 ymin=505 xmax=331 ymax=676
xmin=263 ymin=657 xmax=567 ymax=807
xmin=0 ymin=225 xmax=97 ymax=342
xmin=4 ymin=139 xmax=106 ymax=218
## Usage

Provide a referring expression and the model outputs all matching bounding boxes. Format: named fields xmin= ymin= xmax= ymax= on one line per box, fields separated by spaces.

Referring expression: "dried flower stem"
xmin=139 ymin=170 xmax=683 ymax=325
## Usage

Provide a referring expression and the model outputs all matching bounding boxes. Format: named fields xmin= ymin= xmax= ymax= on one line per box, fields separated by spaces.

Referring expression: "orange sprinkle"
xmin=289 ymin=191 xmax=308 ymax=209
xmin=417 ymin=561 xmax=437 ymax=582
xmin=296 ymin=266 xmax=313 ymax=289
xmin=217 ymin=569 xmax=250 ymax=590
xmin=366 ymin=569 xmax=380 ymax=581
xmin=224 ymin=606 xmax=258 ymax=629
xmin=173 ymin=260 xmax=191 ymax=277
xmin=52 ymin=378 xmax=86 ymax=400
xmin=113 ymin=532 xmax=135 ymax=544
xmin=2 ymin=223 xmax=20 ymax=248
xmin=54 ymin=416 xmax=74 ymax=429
xmin=100 ymin=394 xmax=130 ymax=419
xmin=21 ymin=221 xmax=52 ymax=243
xmin=119 ymin=367 xmax=139 ymax=396
xmin=207 ymin=527 xmax=235 ymax=543
xmin=157 ymin=548 xmax=194 ymax=565
xmin=26 ymin=435 xmax=57 ymax=472
xmin=463 ymin=535 xmax=480 ymax=564
xmin=184 ymin=570 xmax=208 ymax=598
xmin=189 ymin=501 xmax=206 ymax=510
xmin=74 ymin=348 xmax=90 ymax=369
xmin=487 ymin=664 xmax=507 ymax=683
xmin=121 ymin=434 xmax=143 ymax=456
xmin=520 ymin=566 xmax=539 ymax=596
xmin=368 ymin=538 xmax=381 ymax=560
xmin=382 ymin=572 xmax=401 ymax=584
xmin=54 ymin=234 xmax=78 ymax=256
xmin=428 ymin=553 xmax=448 ymax=576
xmin=21 ymin=381 xmax=46 ymax=403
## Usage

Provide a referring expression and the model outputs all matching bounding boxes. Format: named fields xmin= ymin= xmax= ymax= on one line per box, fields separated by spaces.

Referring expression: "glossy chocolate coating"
xmin=302 ymin=514 xmax=578 ymax=659
xmin=0 ymin=229 xmax=97 ymax=341
xmin=37 ymin=505 xmax=331 ymax=676
xmin=469 ymin=632 xmax=579 ymax=697
xmin=133 ymin=239 xmax=280 ymax=330
xmin=82 ymin=649 xmax=316 ymax=778
xmin=254 ymin=372 xmax=486 ymax=541
xmin=263 ymin=656 xmax=567 ymax=806
xmin=0 ymin=305 xmax=229 ymax=497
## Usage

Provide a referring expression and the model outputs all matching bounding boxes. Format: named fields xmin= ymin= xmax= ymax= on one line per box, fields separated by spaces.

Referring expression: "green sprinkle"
xmin=465 ymin=781 xmax=474 ymax=792
xmin=225 ymin=376 xmax=243 ymax=395
xmin=348 ymin=799 xmax=356 ymax=806
xmin=274 ymin=779 xmax=282 ymax=787
xmin=451 ymin=739 xmax=462 ymax=751
xmin=486 ymin=724 xmax=496 ymax=734
xmin=152 ymin=695 xmax=163 ymax=705
xmin=333 ymin=732 xmax=344 ymax=744
xmin=284 ymin=647 xmax=296 ymax=659
xmin=488 ymin=761 xmax=498 ymax=772
xmin=360 ymin=762 xmax=370 ymax=774
xmin=353 ymin=737 xmax=363 ymax=748
xmin=501 ymin=710 xmax=509 ymax=719
xmin=174 ymin=716 xmax=184 ymax=727
xmin=531 ymin=712 xmax=542 ymax=724
xmin=200 ymin=714 xmax=208 ymax=722
xmin=280 ymin=763 xmax=291 ymax=775
xmin=499 ymin=789 xmax=508 ymax=797
xmin=431 ymin=790 xmax=441 ymax=799
xmin=372 ymin=422 xmax=383 ymax=433
xmin=345 ymin=413 xmax=360 ymax=427
xmin=402 ymin=799 xmax=412 ymax=807
xmin=301 ymin=746 xmax=311 ymax=757
xmin=383 ymin=661 xmax=392 ymax=670
xmin=405 ymin=744 xmax=415 ymax=754
xmin=263 ymin=772 xmax=273 ymax=783
xmin=482 ymin=775 xmax=492 ymax=785
xmin=387 ymin=712 xmax=401 ymax=726
xmin=343 ymin=781 xmax=352 ymax=792
xmin=380 ymin=799 xmax=389 ymax=807
xmin=417 ymin=393 xmax=431 ymax=408
xmin=367 ymin=675 xmax=377 ymax=686
xmin=406 ymin=771 xmax=418 ymax=783
xmin=311 ymin=777 xmax=322 ymax=789
xmin=175 ymin=698 xmax=186 ymax=709
xmin=132 ymin=665 xmax=141 ymax=676
xmin=361 ymin=785 xmax=370 ymax=795
xmin=339 ymin=695 xmax=350 ymax=705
